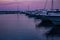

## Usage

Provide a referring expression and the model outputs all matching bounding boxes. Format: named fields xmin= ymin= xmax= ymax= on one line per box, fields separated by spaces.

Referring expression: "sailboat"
xmin=43 ymin=0 xmax=60 ymax=25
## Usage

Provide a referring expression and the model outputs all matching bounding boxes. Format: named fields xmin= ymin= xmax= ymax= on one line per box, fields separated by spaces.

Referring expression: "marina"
xmin=0 ymin=0 xmax=60 ymax=40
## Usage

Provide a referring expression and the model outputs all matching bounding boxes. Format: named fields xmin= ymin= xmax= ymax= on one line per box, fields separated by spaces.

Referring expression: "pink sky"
xmin=0 ymin=0 xmax=60 ymax=11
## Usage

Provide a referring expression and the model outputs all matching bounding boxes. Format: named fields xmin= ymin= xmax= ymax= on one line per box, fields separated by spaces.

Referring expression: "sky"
xmin=0 ymin=0 xmax=49 ymax=2
xmin=0 ymin=0 xmax=60 ymax=11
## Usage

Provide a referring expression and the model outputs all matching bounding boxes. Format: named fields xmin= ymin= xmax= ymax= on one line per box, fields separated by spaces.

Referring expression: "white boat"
xmin=41 ymin=0 xmax=60 ymax=25
xmin=44 ymin=10 xmax=60 ymax=25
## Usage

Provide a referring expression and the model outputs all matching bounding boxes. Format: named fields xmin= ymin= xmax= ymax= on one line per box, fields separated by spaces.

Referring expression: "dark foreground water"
xmin=0 ymin=14 xmax=60 ymax=40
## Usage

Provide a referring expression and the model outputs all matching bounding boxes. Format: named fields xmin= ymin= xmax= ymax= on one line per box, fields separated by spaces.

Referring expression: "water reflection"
xmin=47 ymin=25 xmax=60 ymax=36
xmin=0 ymin=13 xmax=60 ymax=40
xmin=27 ymin=14 xmax=60 ymax=40
xmin=33 ymin=17 xmax=60 ymax=40
xmin=34 ymin=18 xmax=53 ymax=34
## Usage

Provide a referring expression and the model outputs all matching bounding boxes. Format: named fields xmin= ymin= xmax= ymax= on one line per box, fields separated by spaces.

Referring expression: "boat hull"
xmin=44 ymin=16 xmax=60 ymax=25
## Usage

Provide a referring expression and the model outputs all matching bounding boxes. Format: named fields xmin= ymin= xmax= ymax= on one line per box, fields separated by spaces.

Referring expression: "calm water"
xmin=0 ymin=14 xmax=60 ymax=40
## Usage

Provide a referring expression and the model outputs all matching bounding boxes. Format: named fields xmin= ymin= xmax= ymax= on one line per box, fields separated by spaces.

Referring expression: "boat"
xmin=40 ymin=0 xmax=60 ymax=25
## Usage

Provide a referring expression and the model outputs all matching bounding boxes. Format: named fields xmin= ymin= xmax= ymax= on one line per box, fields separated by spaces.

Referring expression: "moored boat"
xmin=39 ymin=0 xmax=60 ymax=25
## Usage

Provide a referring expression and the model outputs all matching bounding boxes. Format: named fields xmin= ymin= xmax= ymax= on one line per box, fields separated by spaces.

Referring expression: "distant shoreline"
xmin=0 ymin=11 xmax=20 ymax=14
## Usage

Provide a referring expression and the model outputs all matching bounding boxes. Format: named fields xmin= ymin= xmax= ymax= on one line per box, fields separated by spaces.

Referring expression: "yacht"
xmin=42 ymin=0 xmax=60 ymax=25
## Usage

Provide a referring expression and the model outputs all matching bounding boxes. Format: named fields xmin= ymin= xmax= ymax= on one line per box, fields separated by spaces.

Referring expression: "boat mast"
xmin=51 ymin=0 xmax=53 ymax=10
xmin=16 ymin=0 xmax=19 ymax=19
xmin=15 ymin=0 xmax=19 ymax=12
xmin=44 ymin=0 xmax=48 ymax=10
xmin=28 ymin=5 xmax=29 ymax=11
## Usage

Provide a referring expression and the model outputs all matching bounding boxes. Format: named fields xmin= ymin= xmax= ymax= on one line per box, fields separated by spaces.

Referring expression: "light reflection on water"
xmin=0 ymin=14 xmax=60 ymax=40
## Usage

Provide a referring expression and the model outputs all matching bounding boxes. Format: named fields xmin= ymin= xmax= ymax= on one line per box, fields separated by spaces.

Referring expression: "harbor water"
xmin=0 ymin=13 xmax=60 ymax=40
